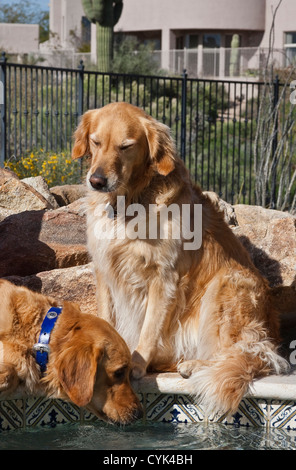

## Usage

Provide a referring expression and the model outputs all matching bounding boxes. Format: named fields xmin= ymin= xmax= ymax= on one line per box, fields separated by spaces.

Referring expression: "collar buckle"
xmin=33 ymin=343 xmax=50 ymax=354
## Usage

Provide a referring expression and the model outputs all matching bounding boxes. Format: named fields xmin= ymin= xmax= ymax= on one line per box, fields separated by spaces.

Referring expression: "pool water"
xmin=0 ymin=422 xmax=296 ymax=450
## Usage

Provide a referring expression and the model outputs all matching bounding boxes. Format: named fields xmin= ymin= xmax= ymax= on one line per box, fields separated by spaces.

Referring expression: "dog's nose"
xmin=89 ymin=173 xmax=107 ymax=191
xmin=134 ymin=406 xmax=144 ymax=421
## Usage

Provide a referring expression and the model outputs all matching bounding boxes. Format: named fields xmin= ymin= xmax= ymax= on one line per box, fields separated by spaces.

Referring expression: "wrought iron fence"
xmin=1 ymin=52 xmax=295 ymax=209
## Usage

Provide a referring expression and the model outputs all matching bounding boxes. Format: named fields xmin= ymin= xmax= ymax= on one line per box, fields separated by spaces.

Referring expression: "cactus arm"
xmin=82 ymin=0 xmax=104 ymax=24
xmin=81 ymin=0 xmax=124 ymax=71
xmin=113 ymin=0 xmax=123 ymax=26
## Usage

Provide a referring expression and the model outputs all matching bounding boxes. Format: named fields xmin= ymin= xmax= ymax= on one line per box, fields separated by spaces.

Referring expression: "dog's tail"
xmin=187 ymin=337 xmax=289 ymax=417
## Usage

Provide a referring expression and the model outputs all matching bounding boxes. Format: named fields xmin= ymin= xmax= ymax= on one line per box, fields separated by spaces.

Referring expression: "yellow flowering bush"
xmin=5 ymin=149 xmax=82 ymax=187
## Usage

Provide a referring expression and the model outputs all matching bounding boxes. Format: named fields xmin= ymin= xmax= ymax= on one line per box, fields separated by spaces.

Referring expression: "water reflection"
xmin=0 ymin=422 xmax=295 ymax=450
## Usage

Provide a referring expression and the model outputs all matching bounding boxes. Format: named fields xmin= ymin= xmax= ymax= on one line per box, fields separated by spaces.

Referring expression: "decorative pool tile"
xmin=2 ymin=392 xmax=296 ymax=432
xmin=270 ymin=400 xmax=296 ymax=430
xmin=25 ymin=397 xmax=81 ymax=428
xmin=145 ymin=393 xmax=205 ymax=423
xmin=213 ymin=398 xmax=269 ymax=427
xmin=0 ymin=398 xmax=24 ymax=432
xmin=145 ymin=393 xmax=176 ymax=422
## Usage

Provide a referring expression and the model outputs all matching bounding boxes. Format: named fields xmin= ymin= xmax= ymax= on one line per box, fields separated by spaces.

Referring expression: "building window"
xmin=81 ymin=16 xmax=91 ymax=44
xmin=285 ymin=32 xmax=296 ymax=65
xmin=188 ymin=34 xmax=198 ymax=49
xmin=286 ymin=32 xmax=296 ymax=44
xmin=203 ymin=34 xmax=221 ymax=49
xmin=176 ymin=36 xmax=184 ymax=50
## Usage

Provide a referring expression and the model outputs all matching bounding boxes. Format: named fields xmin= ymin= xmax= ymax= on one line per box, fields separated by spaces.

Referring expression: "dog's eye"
xmin=91 ymin=140 xmax=101 ymax=147
xmin=119 ymin=140 xmax=136 ymax=151
xmin=113 ymin=367 xmax=127 ymax=379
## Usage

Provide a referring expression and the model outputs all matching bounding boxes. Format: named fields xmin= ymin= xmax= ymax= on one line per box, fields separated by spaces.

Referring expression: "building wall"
xmin=261 ymin=0 xmax=296 ymax=48
xmin=48 ymin=0 xmax=296 ymax=57
xmin=116 ymin=0 xmax=266 ymax=33
xmin=0 ymin=24 xmax=39 ymax=54
xmin=115 ymin=0 xmax=266 ymax=51
xmin=49 ymin=0 xmax=85 ymax=48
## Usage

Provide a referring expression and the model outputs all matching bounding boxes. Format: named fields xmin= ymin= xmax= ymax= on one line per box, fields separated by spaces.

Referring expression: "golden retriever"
xmin=0 ymin=279 xmax=142 ymax=424
xmin=72 ymin=102 xmax=289 ymax=416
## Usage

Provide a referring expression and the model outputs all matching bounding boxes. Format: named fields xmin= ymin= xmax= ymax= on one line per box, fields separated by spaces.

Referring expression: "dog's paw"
xmin=177 ymin=361 xmax=194 ymax=378
xmin=131 ymin=364 xmax=146 ymax=379
xmin=131 ymin=350 xmax=147 ymax=379
xmin=178 ymin=359 xmax=206 ymax=378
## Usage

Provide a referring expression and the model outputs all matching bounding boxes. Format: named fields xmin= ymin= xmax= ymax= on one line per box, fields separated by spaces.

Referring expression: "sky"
xmin=3 ymin=0 xmax=50 ymax=11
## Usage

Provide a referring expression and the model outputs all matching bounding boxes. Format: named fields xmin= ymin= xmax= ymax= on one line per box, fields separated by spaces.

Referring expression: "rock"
xmin=0 ymin=207 xmax=15 ymax=222
xmin=50 ymin=184 xmax=86 ymax=207
xmin=204 ymin=191 xmax=238 ymax=226
xmin=0 ymin=176 xmax=52 ymax=213
xmin=232 ymin=205 xmax=296 ymax=287
xmin=233 ymin=204 xmax=292 ymax=228
xmin=0 ymin=199 xmax=88 ymax=277
xmin=5 ymin=263 xmax=97 ymax=316
xmin=22 ymin=176 xmax=59 ymax=209
xmin=0 ymin=168 xmax=19 ymax=183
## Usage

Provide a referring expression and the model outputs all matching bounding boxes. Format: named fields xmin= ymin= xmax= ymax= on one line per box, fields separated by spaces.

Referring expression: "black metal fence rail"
xmin=1 ymin=52 xmax=295 ymax=208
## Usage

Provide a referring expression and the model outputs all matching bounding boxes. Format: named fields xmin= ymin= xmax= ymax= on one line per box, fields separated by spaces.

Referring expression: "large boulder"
xmin=50 ymin=184 xmax=86 ymax=207
xmin=0 ymin=199 xmax=88 ymax=277
xmin=232 ymin=204 xmax=296 ymax=287
xmin=0 ymin=171 xmax=53 ymax=215
xmin=22 ymin=176 xmax=59 ymax=209
xmin=5 ymin=263 xmax=97 ymax=316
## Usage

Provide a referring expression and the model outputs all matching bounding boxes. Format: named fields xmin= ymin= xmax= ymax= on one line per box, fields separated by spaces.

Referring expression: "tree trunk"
xmin=96 ymin=24 xmax=113 ymax=72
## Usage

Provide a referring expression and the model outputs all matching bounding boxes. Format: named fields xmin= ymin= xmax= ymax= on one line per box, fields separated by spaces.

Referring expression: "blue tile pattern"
xmin=270 ymin=400 xmax=296 ymax=430
xmin=1 ymin=393 xmax=296 ymax=432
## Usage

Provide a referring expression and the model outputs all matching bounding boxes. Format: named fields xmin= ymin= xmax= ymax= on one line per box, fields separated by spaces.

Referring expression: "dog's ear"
xmin=57 ymin=340 xmax=102 ymax=407
xmin=72 ymin=110 xmax=94 ymax=160
xmin=141 ymin=117 xmax=176 ymax=176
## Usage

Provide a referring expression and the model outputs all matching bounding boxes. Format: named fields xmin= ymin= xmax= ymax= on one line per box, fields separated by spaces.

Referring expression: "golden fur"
xmin=0 ymin=279 xmax=142 ymax=424
xmin=72 ymin=102 xmax=289 ymax=415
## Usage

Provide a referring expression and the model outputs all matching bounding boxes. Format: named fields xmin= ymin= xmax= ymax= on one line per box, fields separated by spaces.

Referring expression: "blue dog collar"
xmin=33 ymin=306 xmax=63 ymax=374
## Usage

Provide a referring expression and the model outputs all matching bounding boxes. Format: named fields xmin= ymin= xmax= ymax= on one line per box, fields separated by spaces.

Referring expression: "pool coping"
xmin=132 ymin=369 xmax=296 ymax=401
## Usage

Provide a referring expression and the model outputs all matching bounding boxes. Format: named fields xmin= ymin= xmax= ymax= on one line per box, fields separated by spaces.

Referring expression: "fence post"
xmin=78 ymin=60 xmax=85 ymax=119
xmin=77 ymin=60 xmax=85 ymax=176
xmin=0 ymin=51 xmax=7 ymax=168
xmin=270 ymin=74 xmax=279 ymax=209
xmin=180 ymin=69 xmax=187 ymax=162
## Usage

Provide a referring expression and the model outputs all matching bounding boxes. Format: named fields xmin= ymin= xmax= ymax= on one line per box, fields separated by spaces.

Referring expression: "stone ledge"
xmin=133 ymin=369 xmax=296 ymax=401
xmin=2 ymin=369 xmax=296 ymax=403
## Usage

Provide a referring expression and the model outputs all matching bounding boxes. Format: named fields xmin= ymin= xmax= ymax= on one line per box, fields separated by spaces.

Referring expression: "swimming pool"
xmin=1 ymin=371 xmax=296 ymax=451
xmin=0 ymin=421 xmax=295 ymax=450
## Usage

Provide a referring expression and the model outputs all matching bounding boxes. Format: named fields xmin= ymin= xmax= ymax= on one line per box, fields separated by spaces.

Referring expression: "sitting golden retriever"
xmin=0 ymin=279 xmax=142 ymax=424
xmin=72 ymin=102 xmax=289 ymax=415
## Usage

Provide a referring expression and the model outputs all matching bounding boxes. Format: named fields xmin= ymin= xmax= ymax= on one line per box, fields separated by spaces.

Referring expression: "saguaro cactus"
xmin=229 ymin=34 xmax=240 ymax=77
xmin=82 ymin=0 xmax=123 ymax=72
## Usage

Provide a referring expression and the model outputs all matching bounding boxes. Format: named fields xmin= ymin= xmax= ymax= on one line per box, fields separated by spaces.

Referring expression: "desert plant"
xmin=229 ymin=34 xmax=240 ymax=77
xmin=254 ymin=0 xmax=296 ymax=212
xmin=5 ymin=149 xmax=81 ymax=187
xmin=112 ymin=36 xmax=161 ymax=76
xmin=82 ymin=0 xmax=123 ymax=72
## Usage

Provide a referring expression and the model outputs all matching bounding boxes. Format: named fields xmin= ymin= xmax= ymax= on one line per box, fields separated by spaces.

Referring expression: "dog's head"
xmin=72 ymin=102 xmax=176 ymax=195
xmin=46 ymin=302 xmax=142 ymax=425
